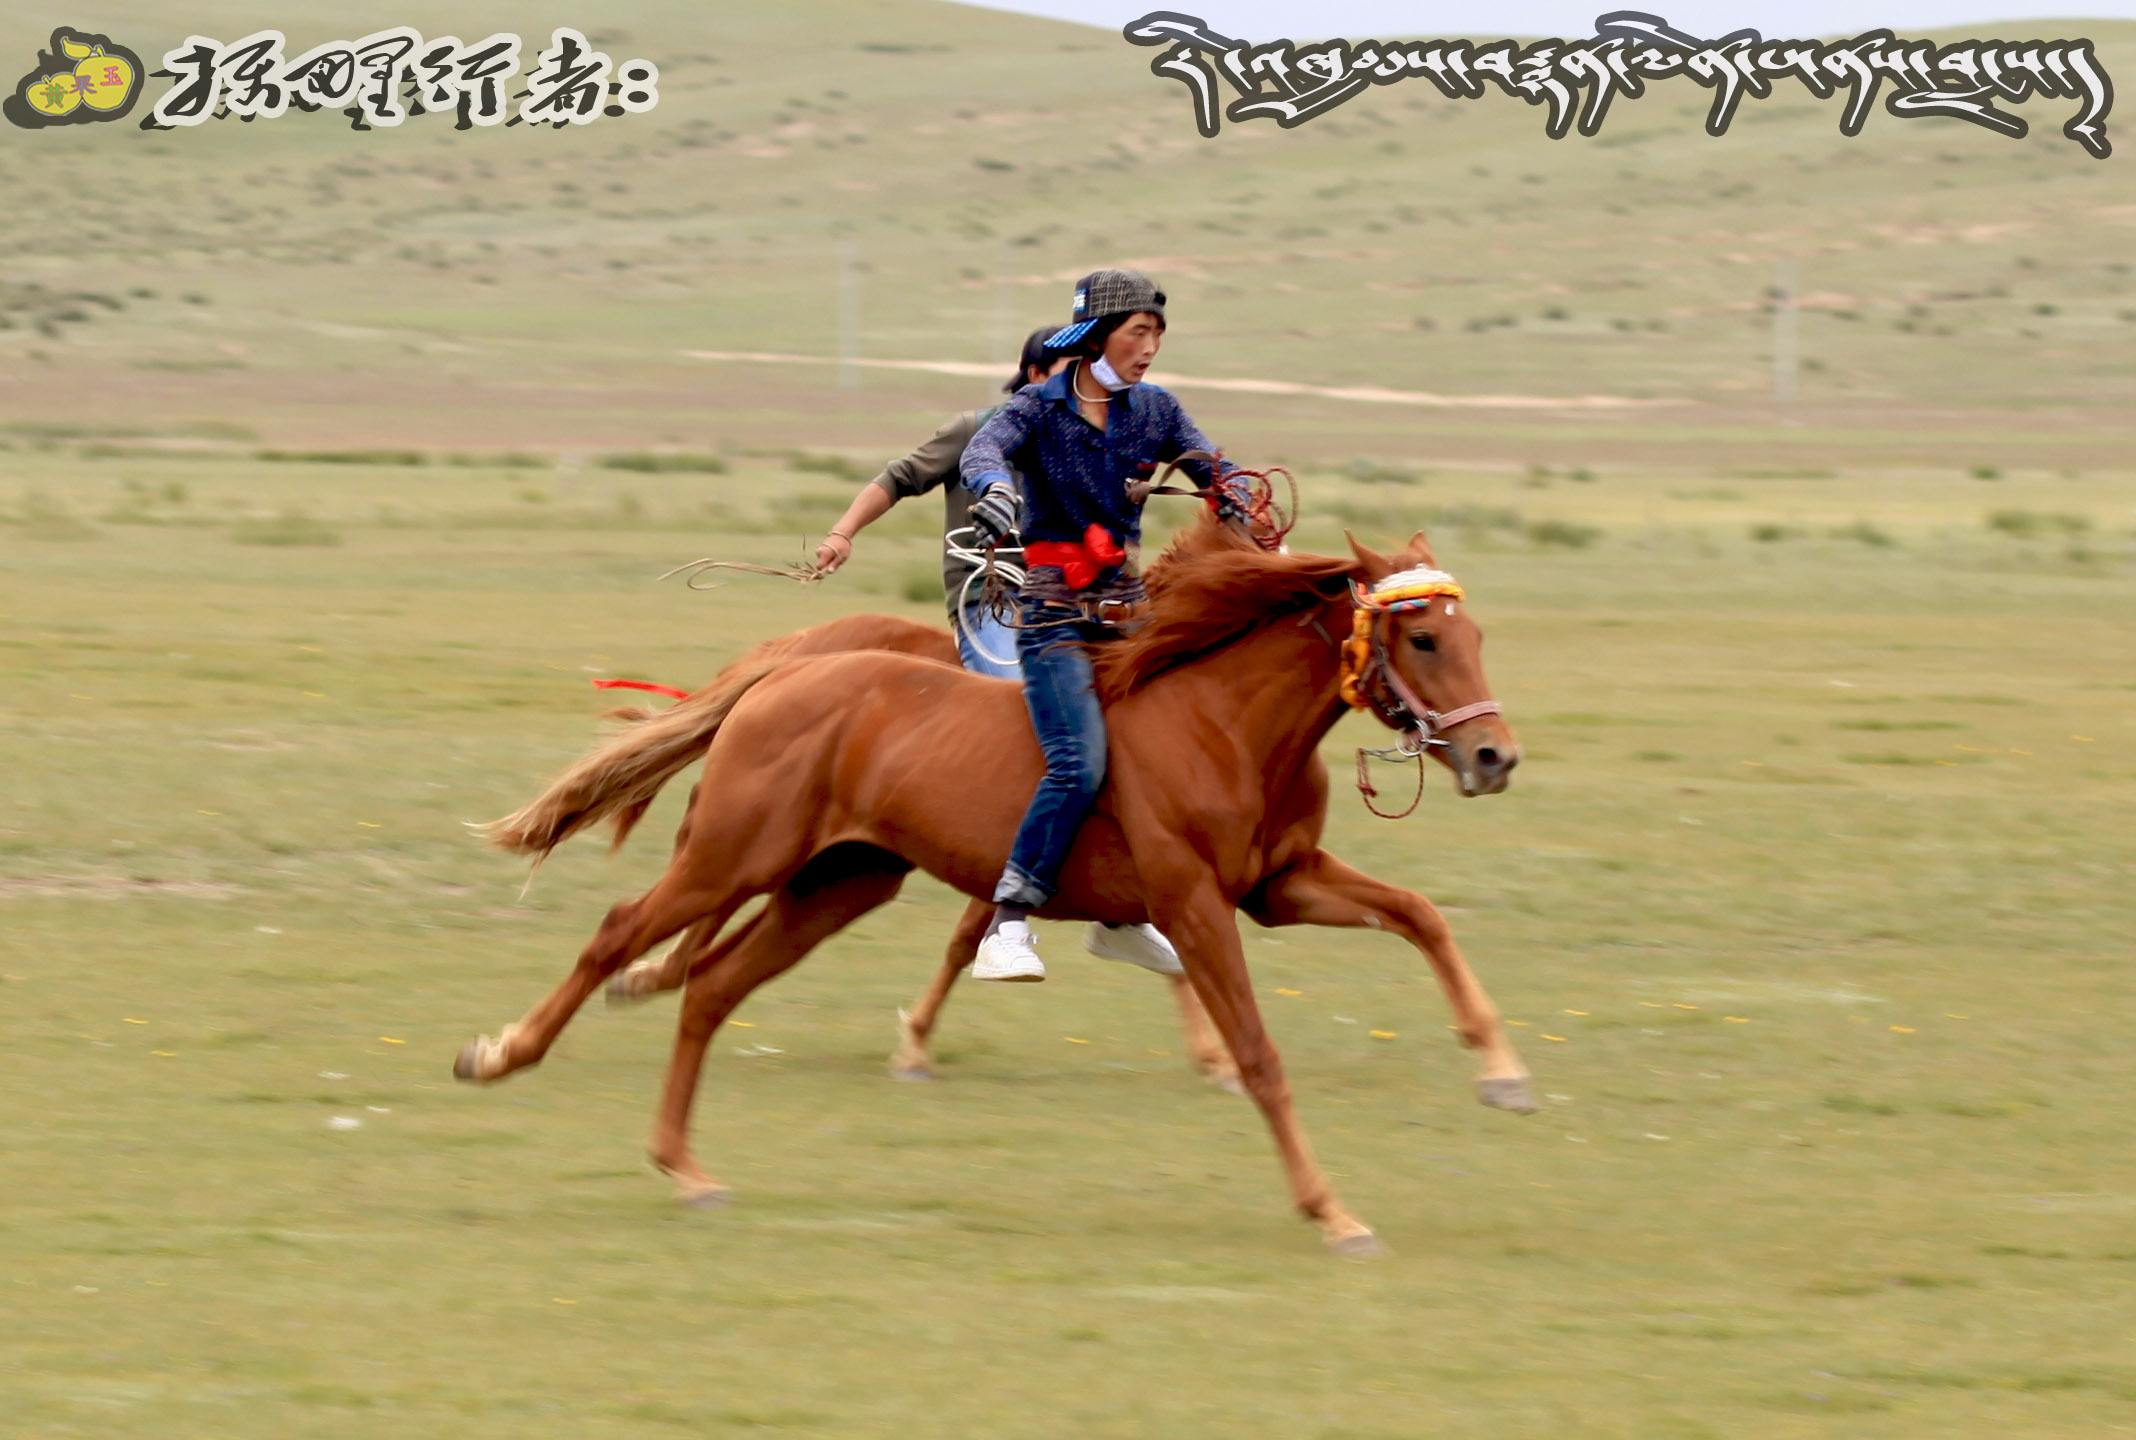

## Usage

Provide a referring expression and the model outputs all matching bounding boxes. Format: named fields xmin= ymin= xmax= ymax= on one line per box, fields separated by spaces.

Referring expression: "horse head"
xmin=1343 ymin=531 xmax=1520 ymax=797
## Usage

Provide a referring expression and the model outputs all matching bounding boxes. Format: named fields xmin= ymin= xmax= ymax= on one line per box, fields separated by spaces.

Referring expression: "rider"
xmin=813 ymin=327 xmax=1066 ymax=678
xmin=815 ymin=321 xmax=1184 ymax=979
xmin=960 ymin=268 xmax=1219 ymax=982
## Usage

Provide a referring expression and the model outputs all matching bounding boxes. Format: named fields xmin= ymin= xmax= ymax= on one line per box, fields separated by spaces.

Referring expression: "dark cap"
xmin=1043 ymin=268 xmax=1166 ymax=349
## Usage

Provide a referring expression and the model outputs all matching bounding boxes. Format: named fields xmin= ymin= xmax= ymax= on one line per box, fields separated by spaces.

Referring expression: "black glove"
xmin=970 ymin=483 xmax=1021 ymax=548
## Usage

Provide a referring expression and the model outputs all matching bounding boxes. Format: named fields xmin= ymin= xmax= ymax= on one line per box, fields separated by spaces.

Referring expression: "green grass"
xmin=228 ymin=508 xmax=346 ymax=546
xmin=2 ymin=2 xmax=2133 ymax=1434
xmin=3 ymin=455 xmax=2132 ymax=1439
xmin=597 ymin=451 xmax=731 ymax=475
xmin=1987 ymin=509 xmax=2093 ymax=538
xmin=253 ymin=448 xmax=428 ymax=467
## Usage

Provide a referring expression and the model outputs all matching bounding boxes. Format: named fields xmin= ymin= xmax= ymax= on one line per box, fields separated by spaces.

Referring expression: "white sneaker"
xmin=973 ymin=921 xmax=1046 ymax=982
xmin=1084 ymin=922 xmax=1184 ymax=977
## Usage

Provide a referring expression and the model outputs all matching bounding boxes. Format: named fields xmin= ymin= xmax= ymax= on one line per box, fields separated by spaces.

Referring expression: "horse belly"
xmin=832 ymin=724 xmax=1151 ymax=922
xmin=1040 ymin=815 xmax=1151 ymax=924
xmin=773 ymin=655 xmax=1155 ymax=923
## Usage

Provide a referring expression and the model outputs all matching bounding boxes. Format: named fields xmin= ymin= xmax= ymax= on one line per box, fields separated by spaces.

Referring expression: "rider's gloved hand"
xmin=1212 ymin=472 xmax=1254 ymax=524
xmin=970 ymin=483 xmax=1021 ymax=549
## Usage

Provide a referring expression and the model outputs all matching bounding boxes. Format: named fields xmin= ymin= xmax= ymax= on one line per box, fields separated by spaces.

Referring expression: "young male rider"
xmin=817 ymin=319 xmax=1184 ymax=979
xmin=960 ymin=269 xmax=1221 ymax=983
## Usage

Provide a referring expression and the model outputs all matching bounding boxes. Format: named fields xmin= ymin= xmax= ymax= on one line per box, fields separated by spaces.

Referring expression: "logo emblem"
xmin=4 ymin=27 xmax=143 ymax=127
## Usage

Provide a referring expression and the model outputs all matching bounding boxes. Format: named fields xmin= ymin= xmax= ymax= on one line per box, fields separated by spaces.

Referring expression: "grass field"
xmin=4 ymin=1 xmax=2134 ymax=1436
xmin=5 ymin=448 xmax=2132 ymax=1437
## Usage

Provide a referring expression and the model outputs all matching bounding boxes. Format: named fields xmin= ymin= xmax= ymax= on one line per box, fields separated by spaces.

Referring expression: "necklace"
xmin=1071 ymin=366 xmax=1112 ymax=404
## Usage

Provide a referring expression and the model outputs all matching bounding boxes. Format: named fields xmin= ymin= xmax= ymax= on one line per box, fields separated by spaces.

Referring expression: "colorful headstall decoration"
xmin=1340 ymin=567 xmax=1465 ymax=712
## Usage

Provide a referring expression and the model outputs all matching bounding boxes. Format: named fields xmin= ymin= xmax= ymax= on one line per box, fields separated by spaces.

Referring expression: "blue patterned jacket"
xmin=959 ymin=362 xmax=1217 ymax=551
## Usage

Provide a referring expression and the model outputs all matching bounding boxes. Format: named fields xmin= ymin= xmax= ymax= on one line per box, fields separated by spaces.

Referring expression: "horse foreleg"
xmin=888 ymin=897 xmax=989 ymax=1081
xmin=650 ymin=854 xmax=909 ymax=1204
xmin=1246 ymin=849 xmax=1534 ymax=1114
xmin=1151 ymin=878 xmax=1379 ymax=1256
xmin=454 ymin=870 xmax=742 ymax=1084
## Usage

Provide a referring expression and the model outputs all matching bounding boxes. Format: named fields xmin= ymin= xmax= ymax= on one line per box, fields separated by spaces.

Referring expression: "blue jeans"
xmin=993 ymin=605 xmax=1111 ymax=908
xmin=953 ymin=604 xmax=1022 ymax=681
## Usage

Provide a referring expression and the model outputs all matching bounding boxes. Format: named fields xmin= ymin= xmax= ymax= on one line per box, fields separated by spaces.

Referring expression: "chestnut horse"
xmin=462 ymin=517 xmax=1529 ymax=1253
xmin=593 ymin=614 xmax=1243 ymax=1089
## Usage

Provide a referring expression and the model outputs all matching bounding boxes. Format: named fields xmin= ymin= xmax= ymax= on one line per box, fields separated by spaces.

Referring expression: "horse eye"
xmin=1408 ymin=633 xmax=1437 ymax=654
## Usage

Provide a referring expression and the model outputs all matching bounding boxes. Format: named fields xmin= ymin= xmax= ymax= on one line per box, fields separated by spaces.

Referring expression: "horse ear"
xmin=1345 ymin=531 xmax=1395 ymax=582
xmin=1406 ymin=529 xmax=1438 ymax=566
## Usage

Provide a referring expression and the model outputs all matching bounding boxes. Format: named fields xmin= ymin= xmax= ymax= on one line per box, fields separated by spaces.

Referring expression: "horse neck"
xmin=1176 ymin=590 xmax=1353 ymax=780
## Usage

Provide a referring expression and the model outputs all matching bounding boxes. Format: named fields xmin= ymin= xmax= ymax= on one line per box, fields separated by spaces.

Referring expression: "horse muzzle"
xmin=1453 ymin=734 xmax=1519 ymax=797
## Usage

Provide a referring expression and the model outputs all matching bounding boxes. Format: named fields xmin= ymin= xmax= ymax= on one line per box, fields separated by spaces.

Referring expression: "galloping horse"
xmin=462 ymin=516 xmax=1530 ymax=1253
xmin=593 ymin=614 xmax=1244 ymax=1089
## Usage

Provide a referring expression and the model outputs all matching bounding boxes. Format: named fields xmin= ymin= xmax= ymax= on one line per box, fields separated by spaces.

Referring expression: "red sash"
xmin=1022 ymin=523 xmax=1126 ymax=591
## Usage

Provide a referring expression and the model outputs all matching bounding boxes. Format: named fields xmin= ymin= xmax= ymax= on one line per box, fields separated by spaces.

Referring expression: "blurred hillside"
xmin=1 ymin=1 xmax=2130 ymax=472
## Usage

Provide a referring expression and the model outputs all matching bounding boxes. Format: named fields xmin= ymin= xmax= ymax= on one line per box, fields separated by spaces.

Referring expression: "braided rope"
xmin=657 ymin=550 xmax=829 ymax=590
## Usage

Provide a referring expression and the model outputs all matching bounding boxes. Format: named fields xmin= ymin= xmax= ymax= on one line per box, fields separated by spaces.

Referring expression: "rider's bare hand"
xmin=815 ymin=533 xmax=854 ymax=574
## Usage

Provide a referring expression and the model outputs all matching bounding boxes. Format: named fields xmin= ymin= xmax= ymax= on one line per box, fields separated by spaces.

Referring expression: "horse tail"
xmin=480 ymin=633 xmax=805 ymax=860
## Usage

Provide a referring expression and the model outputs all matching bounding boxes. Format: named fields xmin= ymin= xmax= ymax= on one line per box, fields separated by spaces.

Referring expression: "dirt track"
xmin=680 ymin=348 xmax=1684 ymax=411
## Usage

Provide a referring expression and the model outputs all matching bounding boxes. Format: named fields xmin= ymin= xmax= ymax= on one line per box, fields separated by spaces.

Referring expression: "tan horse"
xmin=463 ymin=517 xmax=1530 ymax=1254
xmin=594 ymin=613 xmax=1243 ymax=1089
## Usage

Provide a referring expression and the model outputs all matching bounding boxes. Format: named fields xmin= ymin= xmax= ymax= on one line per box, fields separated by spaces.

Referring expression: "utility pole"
xmin=1773 ymin=257 xmax=1798 ymax=406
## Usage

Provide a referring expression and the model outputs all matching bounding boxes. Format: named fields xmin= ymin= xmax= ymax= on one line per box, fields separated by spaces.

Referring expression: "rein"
xmin=1130 ymin=449 xmax=1298 ymax=552
xmin=1354 ymin=734 xmax=1430 ymax=821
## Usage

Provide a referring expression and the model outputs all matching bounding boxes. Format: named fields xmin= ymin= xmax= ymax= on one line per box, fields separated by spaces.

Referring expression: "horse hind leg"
xmin=606 ymin=931 xmax=697 ymax=1007
xmin=606 ymin=909 xmax=742 ymax=1007
xmin=888 ymin=897 xmax=990 ymax=1081
xmin=1171 ymin=976 xmax=1242 ymax=1093
xmin=454 ymin=869 xmax=743 ymax=1084
xmin=605 ymin=789 xmax=747 ymax=1008
xmin=456 ymin=743 xmax=821 ymax=1083
xmin=882 ymin=901 xmax=1240 ymax=1090
xmin=651 ymin=847 xmax=911 ymax=1204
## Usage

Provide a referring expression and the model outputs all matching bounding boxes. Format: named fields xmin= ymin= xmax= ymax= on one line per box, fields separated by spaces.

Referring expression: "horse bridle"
xmin=1338 ymin=574 xmax=1504 ymax=752
xmin=1336 ymin=569 xmax=1505 ymax=820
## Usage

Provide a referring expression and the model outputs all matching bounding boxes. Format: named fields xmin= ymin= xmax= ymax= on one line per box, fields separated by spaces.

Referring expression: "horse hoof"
xmin=605 ymin=975 xmax=646 ymax=1008
xmin=1477 ymin=1077 xmax=1538 ymax=1114
xmin=889 ymin=1064 xmax=937 ymax=1083
xmin=678 ymin=1184 xmax=732 ymax=1210
xmin=452 ymin=1040 xmax=485 ymax=1082
xmin=1211 ymin=1072 xmax=1246 ymax=1097
xmin=1328 ymin=1230 xmax=1389 ymax=1260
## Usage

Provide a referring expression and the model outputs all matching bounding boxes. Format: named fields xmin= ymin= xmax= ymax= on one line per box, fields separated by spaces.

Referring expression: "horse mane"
xmin=1092 ymin=513 xmax=1358 ymax=703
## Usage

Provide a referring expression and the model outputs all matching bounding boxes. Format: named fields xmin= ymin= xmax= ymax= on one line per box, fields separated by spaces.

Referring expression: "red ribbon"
xmin=592 ymin=678 xmax=690 ymax=701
